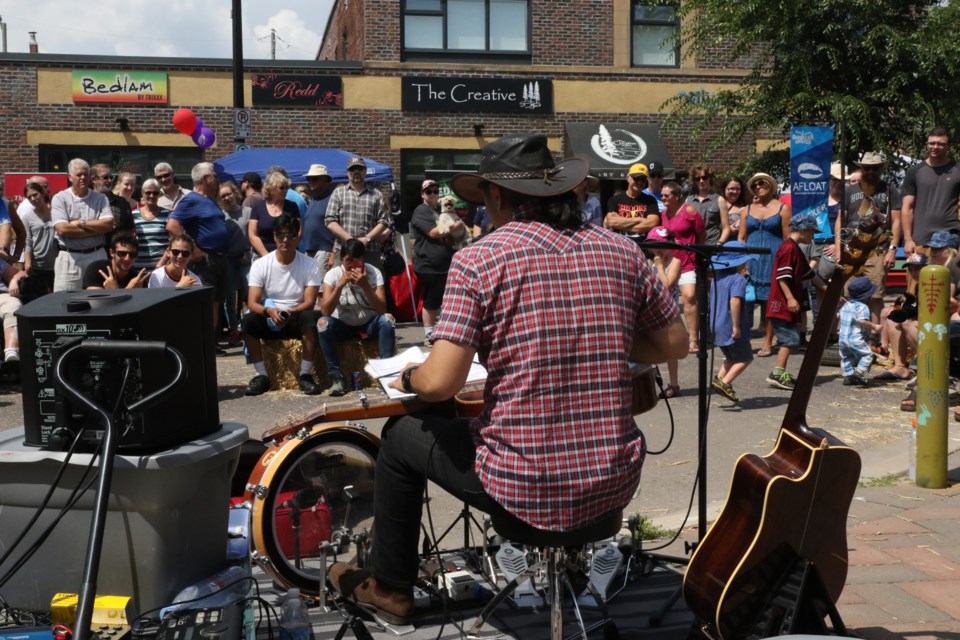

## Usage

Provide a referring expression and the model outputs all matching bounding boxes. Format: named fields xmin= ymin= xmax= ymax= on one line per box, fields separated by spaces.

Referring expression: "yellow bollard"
xmin=915 ymin=264 xmax=950 ymax=488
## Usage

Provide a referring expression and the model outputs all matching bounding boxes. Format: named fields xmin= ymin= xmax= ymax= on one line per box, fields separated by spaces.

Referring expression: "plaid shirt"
xmin=324 ymin=183 xmax=388 ymax=242
xmin=432 ymin=203 xmax=680 ymax=531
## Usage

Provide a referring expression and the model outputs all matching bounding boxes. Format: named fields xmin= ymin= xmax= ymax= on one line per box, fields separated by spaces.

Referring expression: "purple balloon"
xmin=194 ymin=127 xmax=216 ymax=149
xmin=190 ymin=117 xmax=204 ymax=137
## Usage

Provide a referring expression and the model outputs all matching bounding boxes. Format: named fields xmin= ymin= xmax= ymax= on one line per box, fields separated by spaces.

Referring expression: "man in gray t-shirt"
xmin=902 ymin=126 xmax=960 ymax=255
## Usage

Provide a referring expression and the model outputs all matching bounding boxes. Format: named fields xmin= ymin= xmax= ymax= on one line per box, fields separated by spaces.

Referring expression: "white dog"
xmin=437 ymin=196 xmax=467 ymax=249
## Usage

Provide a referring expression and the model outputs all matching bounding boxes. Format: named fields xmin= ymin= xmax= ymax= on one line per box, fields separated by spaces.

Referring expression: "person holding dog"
xmin=410 ymin=179 xmax=463 ymax=345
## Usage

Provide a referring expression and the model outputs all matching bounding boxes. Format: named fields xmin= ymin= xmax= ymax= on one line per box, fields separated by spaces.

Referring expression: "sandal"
xmin=900 ymin=389 xmax=916 ymax=412
xmin=689 ymin=341 xmax=700 ymax=354
xmin=955 ymin=409 xmax=960 ymax=423
xmin=873 ymin=369 xmax=914 ymax=382
xmin=756 ymin=347 xmax=773 ymax=357
xmin=660 ymin=384 xmax=680 ymax=399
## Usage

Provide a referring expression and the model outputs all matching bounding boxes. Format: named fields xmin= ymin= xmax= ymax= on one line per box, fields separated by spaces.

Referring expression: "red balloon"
xmin=172 ymin=109 xmax=197 ymax=135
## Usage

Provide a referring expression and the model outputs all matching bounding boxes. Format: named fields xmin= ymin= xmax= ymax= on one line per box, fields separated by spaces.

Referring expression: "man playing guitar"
xmin=329 ymin=134 xmax=687 ymax=625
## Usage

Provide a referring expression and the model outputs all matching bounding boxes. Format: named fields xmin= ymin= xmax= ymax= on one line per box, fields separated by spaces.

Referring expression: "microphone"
xmin=280 ymin=487 xmax=319 ymax=510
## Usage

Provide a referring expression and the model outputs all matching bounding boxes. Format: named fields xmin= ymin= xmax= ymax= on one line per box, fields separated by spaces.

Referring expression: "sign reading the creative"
xmin=790 ymin=126 xmax=834 ymax=240
xmin=251 ymin=74 xmax=343 ymax=108
xmin=72 ymin=70 xmax=168 ymax=104
xmin=402 ymin=77 xmax=553 ymax=114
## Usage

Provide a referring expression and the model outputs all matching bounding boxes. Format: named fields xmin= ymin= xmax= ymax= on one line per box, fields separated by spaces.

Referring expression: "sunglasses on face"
xmin=156 ymin=173 xmax=173 ymax=180
xmin=423 ymin=189 xmax=440 ymax=195
xmin=170 ymin=248 xmax=191 ymax=258
xmin=114 ymin=250 xmax=135 ymax=258
xmin=143 ymin=191 xmax=160 ymax=197
xmin=695 ymin=176 xmax=710 ymax=181
xmin=275 ymin=232 xmax=297 ymax=240
xmin=97 ymin=175 xmax=115 ymax=182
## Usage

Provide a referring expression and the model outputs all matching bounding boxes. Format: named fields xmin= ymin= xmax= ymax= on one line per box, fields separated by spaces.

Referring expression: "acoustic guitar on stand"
xmin=681 ymin=215 xmax=889 ymax=638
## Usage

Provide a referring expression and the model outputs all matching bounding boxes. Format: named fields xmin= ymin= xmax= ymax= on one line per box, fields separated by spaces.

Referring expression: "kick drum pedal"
xmin=576 ymin=541 xmax=626 ymax=607
xmin=495 ymin=542 xmax=545 ymax=608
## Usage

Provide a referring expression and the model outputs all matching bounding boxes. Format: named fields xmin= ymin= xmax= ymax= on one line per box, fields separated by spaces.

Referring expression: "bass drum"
xmin=245 ymin=424 xmax=380 ymax=594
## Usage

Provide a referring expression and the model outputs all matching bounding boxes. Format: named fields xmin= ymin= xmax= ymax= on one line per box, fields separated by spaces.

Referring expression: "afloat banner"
xmin=790 ymin=126 xmax=834 ymax=240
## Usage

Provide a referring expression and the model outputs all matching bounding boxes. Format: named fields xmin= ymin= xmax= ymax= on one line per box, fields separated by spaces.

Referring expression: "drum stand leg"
xmin=318 ymin=542 xmax=334 ymax=614
xmin=423 ymin=502 xmax=487 ymax=574
xmin=334 ymin=614 xmax=375 ymax=640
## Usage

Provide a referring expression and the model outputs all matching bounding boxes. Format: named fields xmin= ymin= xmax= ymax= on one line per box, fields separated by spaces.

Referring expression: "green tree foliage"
xmin=660 ymin=0 xmax=960 ymax=166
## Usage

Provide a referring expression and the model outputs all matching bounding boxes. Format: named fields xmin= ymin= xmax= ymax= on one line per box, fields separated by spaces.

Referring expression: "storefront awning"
xmin=563 ymin=123 xmax=675 ymax=180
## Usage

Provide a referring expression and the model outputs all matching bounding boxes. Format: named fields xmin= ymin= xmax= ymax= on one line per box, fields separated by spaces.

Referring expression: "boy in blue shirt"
xmin=839 ymin=276 xmax=882 ymax=385
xmin=710 ymin=241 xmax=754 ymax=403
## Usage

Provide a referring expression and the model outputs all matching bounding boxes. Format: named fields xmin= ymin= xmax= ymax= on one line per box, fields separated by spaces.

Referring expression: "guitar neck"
xmin=782 ymin=273 xmax=846 ymax=434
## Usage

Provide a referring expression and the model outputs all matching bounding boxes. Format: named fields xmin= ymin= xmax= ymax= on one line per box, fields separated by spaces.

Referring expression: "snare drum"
xmin=245 ymin=423 xmax=379 ymax=594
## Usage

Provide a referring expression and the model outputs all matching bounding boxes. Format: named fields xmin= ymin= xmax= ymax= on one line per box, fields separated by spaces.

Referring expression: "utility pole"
xmin=231 ymin=0 xmax=244 ymax=109
xmin=271 ymin=29 xmax=276 ymax=60
xmin=0 ymin=17 xmax=6 ymax=53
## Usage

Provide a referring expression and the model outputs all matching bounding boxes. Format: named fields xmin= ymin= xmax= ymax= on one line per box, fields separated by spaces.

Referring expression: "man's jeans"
xmin=370 ymin=412 xmax=507 ymax=591
xmin=316 ymin=313 xmax=395 ymax=377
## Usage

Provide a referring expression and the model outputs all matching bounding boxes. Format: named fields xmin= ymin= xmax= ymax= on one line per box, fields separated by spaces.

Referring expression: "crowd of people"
xmin=1 ymin=125 xmax=957 ymax=412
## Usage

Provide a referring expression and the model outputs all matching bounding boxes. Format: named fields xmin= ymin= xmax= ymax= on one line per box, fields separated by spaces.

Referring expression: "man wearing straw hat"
xmin=328 ymin=133 xmax=687 ymax=625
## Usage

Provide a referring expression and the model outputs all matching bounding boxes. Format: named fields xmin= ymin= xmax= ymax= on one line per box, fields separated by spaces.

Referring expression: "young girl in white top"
xmin=148 ymin=233 xmax=202 ymax=289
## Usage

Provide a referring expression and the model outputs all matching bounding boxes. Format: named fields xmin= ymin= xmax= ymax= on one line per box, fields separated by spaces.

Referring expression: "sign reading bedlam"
xmin=72 ymin=70 xmax=168 ymax=104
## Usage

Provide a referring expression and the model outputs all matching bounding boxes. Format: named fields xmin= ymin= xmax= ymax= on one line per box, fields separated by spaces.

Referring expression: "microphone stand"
xmin=638 ymin=240 xmax=770 ymax=626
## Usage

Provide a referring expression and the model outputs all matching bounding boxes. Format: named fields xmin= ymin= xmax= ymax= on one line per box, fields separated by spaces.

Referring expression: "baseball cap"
xmin=421 ymin=179 xmax=438 ymax=192
xmin=646 ymin=161 xmax=665 ymax=177
xmin=628 ymin=163 xmax=649 ymax=178
xmin=347 ymin=156 xmax=366 ymax=170
xmin=789 ymin=213 xmax=820 ymax=231
xmin=905 ymin=253 xmax=929 ymax=267
xmin=645 ymin=226 xmax=673 ymax=241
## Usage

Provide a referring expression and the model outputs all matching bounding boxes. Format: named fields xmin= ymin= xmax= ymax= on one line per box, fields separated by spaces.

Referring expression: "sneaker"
xmin=298 ymin=374 xmax=320 ymax=395
xmin=711 ymin=378 xmax=739 ymax=403
xmin=228 ymin=329 xmax=242 ymax=348
xmin=328 ymin=375 xmax=347 ymax=397
xmin=852 ymin=371 xmax=870 ymax=386
xmin=244 ymin=374 xmax=271 ymax=396
xmin=329 ymin=563 xmax=413 ymax=625
xmin=767 ymin=371 xmax=796 ymax=390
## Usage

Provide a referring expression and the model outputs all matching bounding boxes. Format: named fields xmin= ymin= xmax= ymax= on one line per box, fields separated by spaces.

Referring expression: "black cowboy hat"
xmin=450 ymin=133 xmax=589 ymax=204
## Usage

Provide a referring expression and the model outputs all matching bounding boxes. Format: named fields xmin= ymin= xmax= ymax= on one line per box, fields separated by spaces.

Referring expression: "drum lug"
xmin=251 ymin=550 xmax=272 ymax=571
xmin=248 ymin=483 xmax=268 ymax=500
xmin=345 ymin=421 xmax=368 ymax=432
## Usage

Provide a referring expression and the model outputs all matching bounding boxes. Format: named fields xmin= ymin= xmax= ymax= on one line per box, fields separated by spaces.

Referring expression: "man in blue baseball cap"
xmin=765 ymin=213 xmax=818 ymax=390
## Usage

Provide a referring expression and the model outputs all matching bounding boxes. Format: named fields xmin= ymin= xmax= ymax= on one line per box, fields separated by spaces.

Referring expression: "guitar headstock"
xmin=837 ymin=212 xmax=891 ymax=277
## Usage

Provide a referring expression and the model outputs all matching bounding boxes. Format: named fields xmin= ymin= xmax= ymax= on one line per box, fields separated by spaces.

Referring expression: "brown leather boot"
xmin=328 ymin=563 xmax=414 ymax=625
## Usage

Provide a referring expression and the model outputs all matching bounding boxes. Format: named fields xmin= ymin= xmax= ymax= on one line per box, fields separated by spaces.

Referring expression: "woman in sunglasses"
xmin=133 ymin=178 xmax=171 ymax=271
xmin=148 ymin=233 xmax=201 ymax=288
xmin=410 ymin=179 xmax=463 ymax=345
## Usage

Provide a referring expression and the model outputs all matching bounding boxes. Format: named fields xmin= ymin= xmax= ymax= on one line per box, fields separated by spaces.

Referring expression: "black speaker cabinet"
xmin=16 ymin=288 xmax=220 ymax=453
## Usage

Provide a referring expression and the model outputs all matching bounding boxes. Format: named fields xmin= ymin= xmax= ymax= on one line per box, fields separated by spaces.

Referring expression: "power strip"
xmin=0 ymin=627 xmax=55 ymax=640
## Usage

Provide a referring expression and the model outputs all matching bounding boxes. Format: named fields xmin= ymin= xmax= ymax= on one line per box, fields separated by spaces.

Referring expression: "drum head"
xmin=250 ymin=427 xmax=378 ymax=594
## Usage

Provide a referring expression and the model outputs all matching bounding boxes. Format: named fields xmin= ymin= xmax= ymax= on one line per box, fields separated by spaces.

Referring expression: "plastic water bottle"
xmin=162 ymin=565 xmax=250 ymax=617
xmin=279 ymin=588 xmax=312 ymax=640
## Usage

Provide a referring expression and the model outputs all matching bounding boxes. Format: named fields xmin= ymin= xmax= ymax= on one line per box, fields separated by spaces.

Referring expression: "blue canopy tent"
xmin=213 ymin=148 xmax=394 ymax=184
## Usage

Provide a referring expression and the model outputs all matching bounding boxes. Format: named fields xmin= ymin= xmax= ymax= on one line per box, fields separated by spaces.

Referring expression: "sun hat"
xmin=710 ymin=240 xmax=753 ymax=269
xmin=856 ymin=152 xmax=886 ymax=166
xmin=925 ymin=230 xmax=959 ymax=249
xmin=450 ymin=133 xmax=589 ymax=205
xmin=304 ymin=164 xmax=330 ymax=178
xmin=747 ymin=173 xmax=776 ymax=196
xmin=847 ymin=275 xmax=878 ymax=302
xmin=790 ymin=212 xmax=820 ymax=231
xmin=830 ymin=163 xmax=846 ymax=181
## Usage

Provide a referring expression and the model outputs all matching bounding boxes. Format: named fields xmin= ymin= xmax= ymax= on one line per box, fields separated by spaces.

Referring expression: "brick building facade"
xmin=0 ymin=0 xmax=763 ymax=215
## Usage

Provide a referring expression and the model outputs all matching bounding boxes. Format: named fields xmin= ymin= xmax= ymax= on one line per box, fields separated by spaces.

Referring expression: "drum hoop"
xmin=248 ymin=423 xmax=380 ymax=594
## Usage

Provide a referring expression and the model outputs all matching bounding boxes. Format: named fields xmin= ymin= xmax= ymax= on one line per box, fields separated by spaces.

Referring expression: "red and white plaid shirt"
xmin=432 ymin=203 xmax=680 ymax=531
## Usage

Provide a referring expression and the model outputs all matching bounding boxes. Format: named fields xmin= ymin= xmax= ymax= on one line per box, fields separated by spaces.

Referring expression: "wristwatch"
xmin=401 ymin=365 xmax=420 ymax=393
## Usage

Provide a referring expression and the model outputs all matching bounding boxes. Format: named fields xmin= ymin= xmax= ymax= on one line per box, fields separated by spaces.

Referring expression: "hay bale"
xmin=261 ymin=338 xmax=385 ymax=391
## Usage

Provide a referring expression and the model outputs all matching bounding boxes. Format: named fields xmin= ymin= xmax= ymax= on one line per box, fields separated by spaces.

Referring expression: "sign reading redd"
xmin=402 ymin=77 xmax=553 ymax=114
xmin=72 ymin=71 xmax=168 ymax=104
xmin=251 ymin=75 xmax=343 ymax=107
